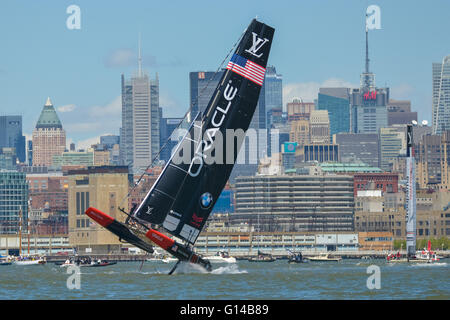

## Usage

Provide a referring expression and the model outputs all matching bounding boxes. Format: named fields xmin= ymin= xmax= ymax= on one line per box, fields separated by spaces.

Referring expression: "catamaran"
xmin=386 ymin=125 xmax=439 ymax=264
xmin=86 ymin=19 xmax=275 ymax=274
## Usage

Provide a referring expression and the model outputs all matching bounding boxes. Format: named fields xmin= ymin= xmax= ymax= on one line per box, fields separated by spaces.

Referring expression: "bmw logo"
xmin=200 ymin=192 xmax=213 ymax=209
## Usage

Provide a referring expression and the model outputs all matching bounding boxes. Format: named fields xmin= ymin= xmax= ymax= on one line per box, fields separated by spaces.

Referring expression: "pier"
xmin=42 ymin=250 xmax=450 ymax=263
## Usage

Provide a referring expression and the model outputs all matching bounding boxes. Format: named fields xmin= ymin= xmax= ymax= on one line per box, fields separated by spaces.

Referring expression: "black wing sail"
xmin=134 ymin=19 xmax=275 ymax=244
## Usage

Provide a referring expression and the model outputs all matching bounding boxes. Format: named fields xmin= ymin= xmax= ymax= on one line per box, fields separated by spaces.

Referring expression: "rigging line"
xmin=117 ymin=25 xmax=247 ymax=211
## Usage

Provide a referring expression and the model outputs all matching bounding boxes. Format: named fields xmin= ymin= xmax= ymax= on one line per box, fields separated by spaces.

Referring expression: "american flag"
xmin=226 ymin=54 xmax=265 ymax=86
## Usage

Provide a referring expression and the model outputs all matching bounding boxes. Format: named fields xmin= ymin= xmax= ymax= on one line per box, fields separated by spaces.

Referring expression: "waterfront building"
xmin=354 ymin=207 xmax=450 ymax=238
xmin=317 ymin=88 xmax=351 ymax=137
xmin=432 ymin=55 xmax=450 ymax=135
xmin=234 ymin=174 xmax=354 ymax=232
xmin=387 ymin=100 xmax=417 ymax=126
xmin=27 ymin=172 xmax=68 ymax=215
xmin=0 ymin=234 xmax=70 ymax=256
xmin=379 ymin=125 xmax=407 ymax=171
xmin=67 ymin=166 xmax=129 ymax=254
xmin=0 ymin=171 xmax=28 ymax=234
xmin=194 ymin=231 xmax=360 ymax=255
xmin=333 ymin=133 xmax=380 ymax=168
xmin=32 ymin=98 xmax=66 ymax=167
xmin=120 ymin=48 xmax=160 ymax=173
xmin=0 ymin=115 xmax=26 ymax=163
xmin=357 ymin=231 xmax=394 ymax=251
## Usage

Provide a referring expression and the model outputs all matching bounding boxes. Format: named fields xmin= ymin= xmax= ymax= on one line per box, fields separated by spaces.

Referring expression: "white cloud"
xmin=104 ymin=49 xmax=135 ymax=68
xmin=283 ymin=78 xmax=357 ymax=104
xmin=76 ymin=136 xmax=101 ymax=150
xmin=61 ymin=97 xmax=122 ymax=144
xmin=89 ymin=96 xmax=121 ymax=117
xmin=57 ymin=104 xmax=76 ymax=113
xmin=104 ymin=48 xmax=158 ymax=68
xmin=390 ymin=84 xmax=414 ymax=99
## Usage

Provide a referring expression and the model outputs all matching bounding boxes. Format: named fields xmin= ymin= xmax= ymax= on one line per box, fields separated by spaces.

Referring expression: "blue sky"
xmin=1 ymin=0 xmax=449 ymax=148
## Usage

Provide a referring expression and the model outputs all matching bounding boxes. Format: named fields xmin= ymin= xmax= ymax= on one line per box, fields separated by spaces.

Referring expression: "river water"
xmin=0 ymin=259 xmax=448 ymax=300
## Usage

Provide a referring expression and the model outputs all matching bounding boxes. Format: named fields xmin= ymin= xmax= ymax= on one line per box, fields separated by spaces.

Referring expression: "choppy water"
xmin=0 ymin=259 xmax=448 ymax=300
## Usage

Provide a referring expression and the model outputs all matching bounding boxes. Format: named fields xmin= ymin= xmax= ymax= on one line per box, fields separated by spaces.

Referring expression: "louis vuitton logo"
xmin=245 ymin=32 xmax=269 ymax=58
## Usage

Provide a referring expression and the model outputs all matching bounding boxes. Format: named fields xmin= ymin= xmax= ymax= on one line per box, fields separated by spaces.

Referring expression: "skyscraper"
xmin=432 ymin=55 xmax=450 ymax=135
xmin=189 ymin=70 xmax=224 ymax=120
xmin=350 ymin=24 xmax=389 ymax=134
xmin=309 ymin=110 xmax=330 ymax=144
xmin=159 ymin=117 xmax=183 ymax=163
xmin=333 ymin=133 xmax=380 ymax=168
xmin=261 ymin=65 xmax=283 ymax=114
xmin=120 ymin=43 xmax=160 ymax=173
xmin=0 ymin=115 xmax=26 ymax=163
xmin=0 ymin=171 xmax=28 ymax=234
xmin=32 ymin=97 xmax=66 ymax=167
xmin=379 ymin=125 xmax=407 ymax=171
xmin=387 ymin=100 xmax=417 ymax=126
xmin=317 ymin=88 xmax=351 ymax=137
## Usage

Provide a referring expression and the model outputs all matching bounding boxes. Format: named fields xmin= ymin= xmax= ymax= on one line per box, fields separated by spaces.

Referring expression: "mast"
xmin=19 ymin=206 xmax=22 ymax=257
xmin=365 ymin=25 xmax=370 ymax=75
xmin=27 ymin=212 xmax=30 ymax=255
xmin=405 ymin=124 xmax=416 ymax=259
xmin=361 ymin=13 xmax=375 ymax=90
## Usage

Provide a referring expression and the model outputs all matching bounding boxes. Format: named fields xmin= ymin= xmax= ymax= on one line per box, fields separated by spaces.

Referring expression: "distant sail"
xmin=405 ymin=124 xmax=416 ymax=257
xmin=134 ymin=19 xmax=275 ymax=244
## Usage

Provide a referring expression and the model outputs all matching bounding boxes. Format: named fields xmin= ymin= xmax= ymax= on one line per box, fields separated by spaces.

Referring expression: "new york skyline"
xmin=1 ymin=0 xmax=449 ymax=148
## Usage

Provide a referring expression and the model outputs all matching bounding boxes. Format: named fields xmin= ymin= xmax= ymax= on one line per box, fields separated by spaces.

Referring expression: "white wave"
xmin=211 ymin=264 xmax=248 ymax=275
xmin=410 ymin=262 xmax=447 ymax=267
xmin=173 ymin=262 xmax=209 ymax=274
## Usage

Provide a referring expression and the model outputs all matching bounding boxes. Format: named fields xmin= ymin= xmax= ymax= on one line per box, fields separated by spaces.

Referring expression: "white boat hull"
xmin=146 ymin=257 xmax=177 ymax=263
xmin=204 ymin=256 xmax=237 ymax=263
xmin=308 ymin=258 xmax=342 ymax=262
xmin=14 ymin=260 xmax=45 ymax=266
